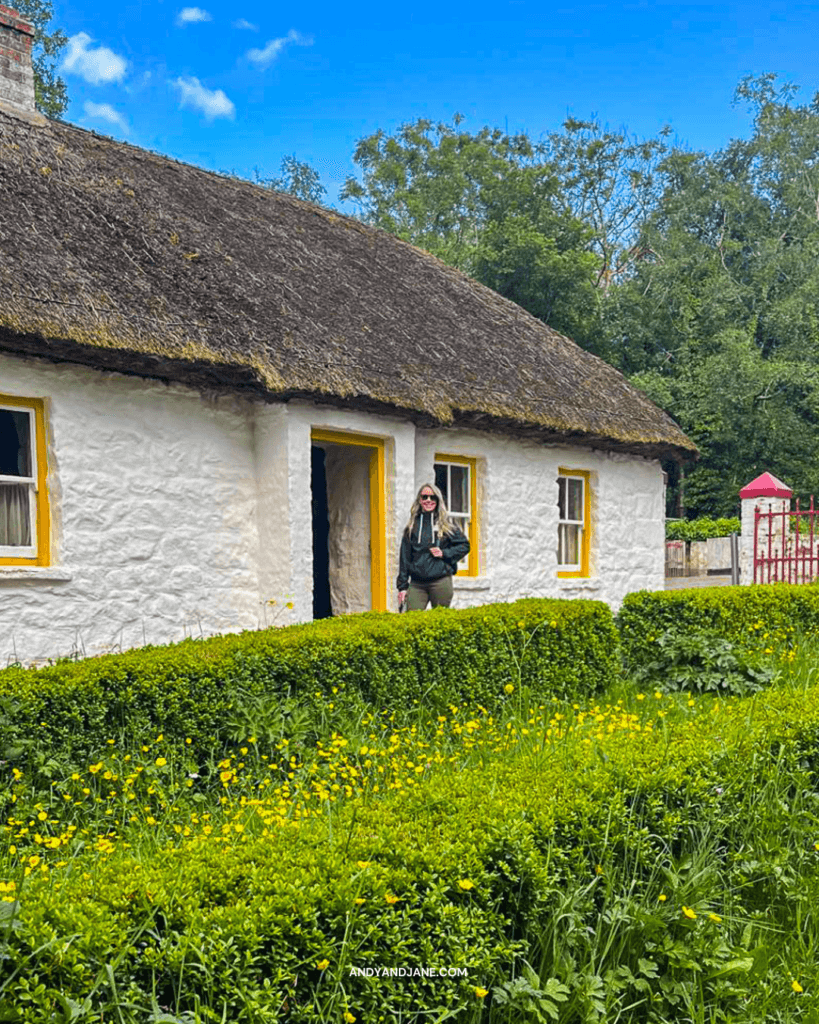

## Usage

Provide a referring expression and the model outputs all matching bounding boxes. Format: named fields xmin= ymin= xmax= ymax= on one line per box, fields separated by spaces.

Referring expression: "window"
xmin=434 ymin=454 xmax=478 ymax=576
xmin=0 ymin=396 xmax=50 ymax=565
xmin=557 ymin=469 xmax=590 ymax=577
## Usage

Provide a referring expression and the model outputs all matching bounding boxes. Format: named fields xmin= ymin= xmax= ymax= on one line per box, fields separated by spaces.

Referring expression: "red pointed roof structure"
xmin=739 ymin=472 xmax=792 ymax=499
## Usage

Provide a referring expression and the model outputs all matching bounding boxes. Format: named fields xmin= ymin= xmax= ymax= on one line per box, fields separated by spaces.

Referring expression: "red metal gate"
xmin=754 ymin=496 xmax=819 ymax=583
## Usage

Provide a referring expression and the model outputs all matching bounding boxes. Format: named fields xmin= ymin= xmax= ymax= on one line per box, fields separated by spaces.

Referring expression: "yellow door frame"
xmin=310 ymin=428 xmax=387 ymax=613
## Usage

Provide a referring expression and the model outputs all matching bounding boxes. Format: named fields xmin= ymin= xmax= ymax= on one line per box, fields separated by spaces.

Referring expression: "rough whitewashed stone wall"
xmin=253 ymin=403 xmax=292 ymax=620
xmin=0 ymin=354 xmax=262 ymax=665
xmin=0 ymin=354 xmax=664 ymax=665
xmin=415 ymin=429 xmax=664 ymax=610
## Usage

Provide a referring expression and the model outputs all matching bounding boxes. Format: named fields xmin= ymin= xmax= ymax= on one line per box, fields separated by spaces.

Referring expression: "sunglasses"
xmin=419 ymin=494 xmax=438 ymax=502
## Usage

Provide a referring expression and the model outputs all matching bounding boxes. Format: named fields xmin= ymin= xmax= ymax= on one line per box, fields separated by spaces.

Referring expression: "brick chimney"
xmin=0 ymin=4 xmax=46 ymax=124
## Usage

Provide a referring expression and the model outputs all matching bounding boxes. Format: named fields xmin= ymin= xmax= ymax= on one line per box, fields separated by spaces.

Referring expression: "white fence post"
xmin=738 ymin=472 xmax=792 ymax=584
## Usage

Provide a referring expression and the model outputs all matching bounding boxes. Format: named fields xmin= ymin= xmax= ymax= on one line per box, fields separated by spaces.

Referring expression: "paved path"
xmin=665 ymin=574 xmax=736 ymax=590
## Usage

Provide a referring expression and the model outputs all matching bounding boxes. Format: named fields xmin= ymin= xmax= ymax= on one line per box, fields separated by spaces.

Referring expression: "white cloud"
xmin=246 ymin=29 xmax=312 ymax=70
xmin=62 ymin=32 xmax=128 ymax=85
xmin=173 ymin=76 xmax=235 ymax=120
xmin=233 ymin=18 xmax=258 ymax=30
xmin=176 ymin=7 xmax=212 ymax=26
xmin=84 ymin=101 xmax=129 ymax=133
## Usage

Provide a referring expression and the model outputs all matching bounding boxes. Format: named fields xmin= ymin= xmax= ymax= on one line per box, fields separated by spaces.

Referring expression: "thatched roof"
xmin=0 ymin=109 xmax=695 ymax=459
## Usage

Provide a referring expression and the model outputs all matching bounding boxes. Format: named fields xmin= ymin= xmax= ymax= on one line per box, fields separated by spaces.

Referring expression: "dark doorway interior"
xmin=311 ymin=445 xmax=332 ymax=619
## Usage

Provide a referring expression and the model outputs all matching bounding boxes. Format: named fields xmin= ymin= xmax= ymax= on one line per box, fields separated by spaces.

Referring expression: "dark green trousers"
xmin=406 ymin=575 xmax=454 ymax=611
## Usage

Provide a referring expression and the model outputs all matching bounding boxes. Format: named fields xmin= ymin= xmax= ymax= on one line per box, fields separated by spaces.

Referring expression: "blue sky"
xmin=48 ymin=0 xmax=819 ymax=210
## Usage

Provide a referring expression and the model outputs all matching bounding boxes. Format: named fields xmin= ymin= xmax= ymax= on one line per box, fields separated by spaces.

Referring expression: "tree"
xmin=14 ymin=0 xmax=67 ymax=119
xmin=340 ymin=116 xmax=604 ymax=351
xmin=610 ymin=75 xmax=819 ymax=516
xmin=543 ymin=117 xmax=670 ymax=292
xmin=258 ymin=155 xmax=327 ymax=205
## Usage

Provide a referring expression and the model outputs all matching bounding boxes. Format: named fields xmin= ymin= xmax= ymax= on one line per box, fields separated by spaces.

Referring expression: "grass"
xmin=3 ymin=636 xmax=819 ymax=1020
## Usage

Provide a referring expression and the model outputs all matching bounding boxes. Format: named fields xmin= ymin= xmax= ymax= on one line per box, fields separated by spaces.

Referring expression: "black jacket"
xmin=396 ymin=512 xmax=471 ymax=590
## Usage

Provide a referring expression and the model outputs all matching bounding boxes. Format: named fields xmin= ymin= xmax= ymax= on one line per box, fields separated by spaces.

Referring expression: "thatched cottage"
xmin=0 ymin=6 xmax=694 ymax=663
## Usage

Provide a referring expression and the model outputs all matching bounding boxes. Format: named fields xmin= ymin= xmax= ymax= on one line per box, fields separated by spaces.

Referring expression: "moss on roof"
xmin=0 ymin=110 xmax=695 ymax=459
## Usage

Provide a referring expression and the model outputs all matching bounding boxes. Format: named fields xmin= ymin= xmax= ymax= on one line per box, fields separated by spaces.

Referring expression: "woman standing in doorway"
xmin=397 ymin=483 xmax=470 ymax=611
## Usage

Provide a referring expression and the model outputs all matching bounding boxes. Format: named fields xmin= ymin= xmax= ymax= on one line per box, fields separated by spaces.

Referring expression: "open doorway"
xmin=311 ymin=446 xmax=332 ymax=619
xmin=310 ymin=430 xmax=386 ymax=616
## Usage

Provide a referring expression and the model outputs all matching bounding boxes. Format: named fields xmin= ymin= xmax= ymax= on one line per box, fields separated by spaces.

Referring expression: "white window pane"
xmin=449 ymin=465 xmax=469 ymax=514
xmin=0 ymin=409 xmax=32 ymax=477
xmin=558 ymin=523 xmax=581 ymax=567
xmin=451 ymin=514 xmax=470 ymax=571
xmin=0 ymin=484 xmax=32 ymax=546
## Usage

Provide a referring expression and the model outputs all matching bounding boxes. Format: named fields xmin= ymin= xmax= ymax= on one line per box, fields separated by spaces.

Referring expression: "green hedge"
xmin=617 ymin=583 xmax=819 ymax=680
xmin=0 ymin=598 xmax=619 ymax=773
xmin=665 ymin=516 xmax=740 ymax=542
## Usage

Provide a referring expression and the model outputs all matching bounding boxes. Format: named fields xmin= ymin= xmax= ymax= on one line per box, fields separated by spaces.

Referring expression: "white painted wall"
xmin=415 ymin=429 xmax=665 ymax=610
xmin=0 ymin=353 xmax=262 ymax=665
xmin=0 ymin=355 xmax=663 ymax=665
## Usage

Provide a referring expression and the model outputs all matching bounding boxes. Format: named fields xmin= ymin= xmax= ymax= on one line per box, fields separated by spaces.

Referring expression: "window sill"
xmin=556 ymin=577 xmax=601 ymax=591
xmin=0 ymin=567 xmax=73 ymax=582
xmin=453 ymin=575 xmax=491 ymax=591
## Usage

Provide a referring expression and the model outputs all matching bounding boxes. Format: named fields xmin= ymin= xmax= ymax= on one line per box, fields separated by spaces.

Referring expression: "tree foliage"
xmin=340 ymin=82 xmax=819 ymax=518
xmin=13 ymin=0 xmax=67 ymax=118
xmin=259 ymin=155 xmax=328 ymax=205
xmin=615 ymin=75 xmax=819 ymax=515
xmin=340 ymin=116 xmax=604 ymax=351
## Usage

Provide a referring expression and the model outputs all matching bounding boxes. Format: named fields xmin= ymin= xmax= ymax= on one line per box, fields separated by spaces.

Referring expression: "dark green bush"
xmin=0 ymin=598 xmax=619 ymax=774
xmin=617 ymin=583 xmax=819 ymax=689
xmin=665 ymin=517 xmax=740 ymax=542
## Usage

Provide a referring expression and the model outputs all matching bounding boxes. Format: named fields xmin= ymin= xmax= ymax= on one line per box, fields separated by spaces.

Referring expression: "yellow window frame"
xmin=433 ymin=453 xmax=479 ymax=576
xmin=0 ymin=394 xmax=51 ymax=567
xmin=557 ymin=468 xmax=591 ymax=578
xmin=311 ymin=428 xmax=387 ymax=612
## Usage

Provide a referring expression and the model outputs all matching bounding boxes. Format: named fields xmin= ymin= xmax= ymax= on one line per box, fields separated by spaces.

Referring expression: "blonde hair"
xmin=404 ymin=482 xmax=458 ymax=537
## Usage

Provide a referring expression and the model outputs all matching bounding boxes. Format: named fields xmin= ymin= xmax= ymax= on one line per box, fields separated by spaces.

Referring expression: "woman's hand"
xmin=429 ymin=546 xmax=443 ymax=558
xmin=398 ymin=590 xmax=408 ymax=605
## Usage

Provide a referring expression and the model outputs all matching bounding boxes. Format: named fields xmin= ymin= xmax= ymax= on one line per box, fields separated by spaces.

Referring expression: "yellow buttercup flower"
xmin=474 ymin=987 xmax=489 ymax=999
xmin=504 ymin=684 xmax=514 ymax=694
xmin=385 ymin=892 xmax=400 ymax=904
xmin=658 ymin=894 xmax=667 ymax=902
xmin=155 ymin=757 xmax=167 ymax=767
xmin=458 ymin=879 xmax=474 ymax=890
xmin=682 ymin=905 xmax=697 ymax=920
xmin=343 ymin=1012 xmax=356 ymax=1022
xmin=316 ymin=959 xmax=329 ymax=971
xmin=792 ymin=979 xmax=804 ymax=993
xmin=708 ymin=912 xmax=722 ymax=923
